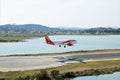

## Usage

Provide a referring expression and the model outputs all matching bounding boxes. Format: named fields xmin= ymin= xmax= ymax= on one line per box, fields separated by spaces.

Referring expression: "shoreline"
xmin=0 ymin=34 xmax=120 ymax=42
xmin=0 ymin=49 xmax=120 ymax=57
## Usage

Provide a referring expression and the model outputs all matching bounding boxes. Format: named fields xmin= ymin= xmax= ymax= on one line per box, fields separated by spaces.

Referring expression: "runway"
xmin=0 ymin=56 xmax=64 ymax=72
xmin=0 ymin=52 xmax=120 ymax=72
xmin=57 ymin=52 xmax=120 ymax=62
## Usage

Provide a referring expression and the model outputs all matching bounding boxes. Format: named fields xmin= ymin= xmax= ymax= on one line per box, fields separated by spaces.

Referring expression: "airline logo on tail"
xmin=44 ymin=34 xmax=77 ymax=48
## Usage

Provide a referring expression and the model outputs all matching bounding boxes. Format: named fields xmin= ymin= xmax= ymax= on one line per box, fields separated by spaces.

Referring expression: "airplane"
xmin=44 ymin=34 xmax=77 ymax=48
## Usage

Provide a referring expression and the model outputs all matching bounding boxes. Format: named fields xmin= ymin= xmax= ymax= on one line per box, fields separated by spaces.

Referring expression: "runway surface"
xmin=0 ymin=52 xmax=120 ymax=72
xmin=57 ymin=52 xmax=120 ymax=62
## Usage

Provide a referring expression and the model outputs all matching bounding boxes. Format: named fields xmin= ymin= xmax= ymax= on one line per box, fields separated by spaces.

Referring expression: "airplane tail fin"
xmin=44 ymin=34 xmax=55 ymax=45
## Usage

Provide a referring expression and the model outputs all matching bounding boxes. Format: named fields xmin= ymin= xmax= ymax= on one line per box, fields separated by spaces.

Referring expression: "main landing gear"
xmin=59 ymin=45 xmax=61 ymax=47
xmin=64 ymin=45 xmax=66 ymax=48
xmin=59 ymin=45 xmax=66 ymax=48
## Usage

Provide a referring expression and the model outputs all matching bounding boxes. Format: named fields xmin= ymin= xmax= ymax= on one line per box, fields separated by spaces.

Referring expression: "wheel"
xmin=64 ymin=45 xmax=66 ymax=48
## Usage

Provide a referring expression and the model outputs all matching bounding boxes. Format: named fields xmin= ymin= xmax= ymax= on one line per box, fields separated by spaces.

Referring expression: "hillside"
xmin=0 ymin=24 xmax=62 ymax=33
xmin=0 ymin=24 xmax=120 ymax=35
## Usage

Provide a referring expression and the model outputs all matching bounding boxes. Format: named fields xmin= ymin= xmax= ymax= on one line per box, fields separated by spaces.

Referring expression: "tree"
xmin=50 ymin=70 xmax=60 ymax=79
xmin=40 ymin=70 xmax=51 ymax=80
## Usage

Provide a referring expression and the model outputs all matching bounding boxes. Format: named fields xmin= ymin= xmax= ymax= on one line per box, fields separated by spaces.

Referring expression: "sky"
xmin=0 ymin=0 xmax=120 ymax=28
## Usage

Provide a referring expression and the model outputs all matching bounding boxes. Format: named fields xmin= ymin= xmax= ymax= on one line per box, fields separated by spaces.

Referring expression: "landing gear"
xmin=59 ymin=45 xmax=61 ymax=47
xmin=64 ymin=45 xmax=66 ymax=48
xmin=59 ymin=45 xmax=66 ymax=48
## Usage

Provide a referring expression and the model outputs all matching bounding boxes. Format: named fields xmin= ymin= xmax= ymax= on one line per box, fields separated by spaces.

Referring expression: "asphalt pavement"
xmin=0 ymin=52 xmax=120 ymax=72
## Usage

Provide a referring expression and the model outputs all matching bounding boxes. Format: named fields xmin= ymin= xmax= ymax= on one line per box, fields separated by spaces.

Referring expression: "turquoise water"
xmin=0 ymin=35 xmax=120 ymax=55
xmin=73 ymin=72 xmax=120 ymax=80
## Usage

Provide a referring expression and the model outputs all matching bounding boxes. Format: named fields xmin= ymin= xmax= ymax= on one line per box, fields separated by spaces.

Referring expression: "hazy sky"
xmin=0 ymin=0 xmax=120 ymax=28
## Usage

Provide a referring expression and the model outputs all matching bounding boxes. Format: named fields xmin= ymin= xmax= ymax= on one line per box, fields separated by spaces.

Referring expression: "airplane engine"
xmin=67 ymin=43 xmax=73 ymax=46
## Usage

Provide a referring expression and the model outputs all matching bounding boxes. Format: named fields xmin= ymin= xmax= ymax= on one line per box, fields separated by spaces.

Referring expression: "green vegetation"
xmin=0 ymin=24 xmax=120 ymax=35
xmin=0 ymin=33 xmax=43 ymax=42
xmin=11 ymin=67 xmax=120 ymax=80
xmin=0 ymin=60 xmax=120 ymax=80
xmin=0 ymin=36 xmax=28 ymax=42
xmin=0 ymin=24 xmax=120 ymax=42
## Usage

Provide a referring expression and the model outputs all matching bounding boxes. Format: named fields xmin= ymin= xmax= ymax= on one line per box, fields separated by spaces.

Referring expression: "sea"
xmin=0 ymin=35 xmax=120 ymax=55
xmin=73 ymin=72 xmax=120 ymax=80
